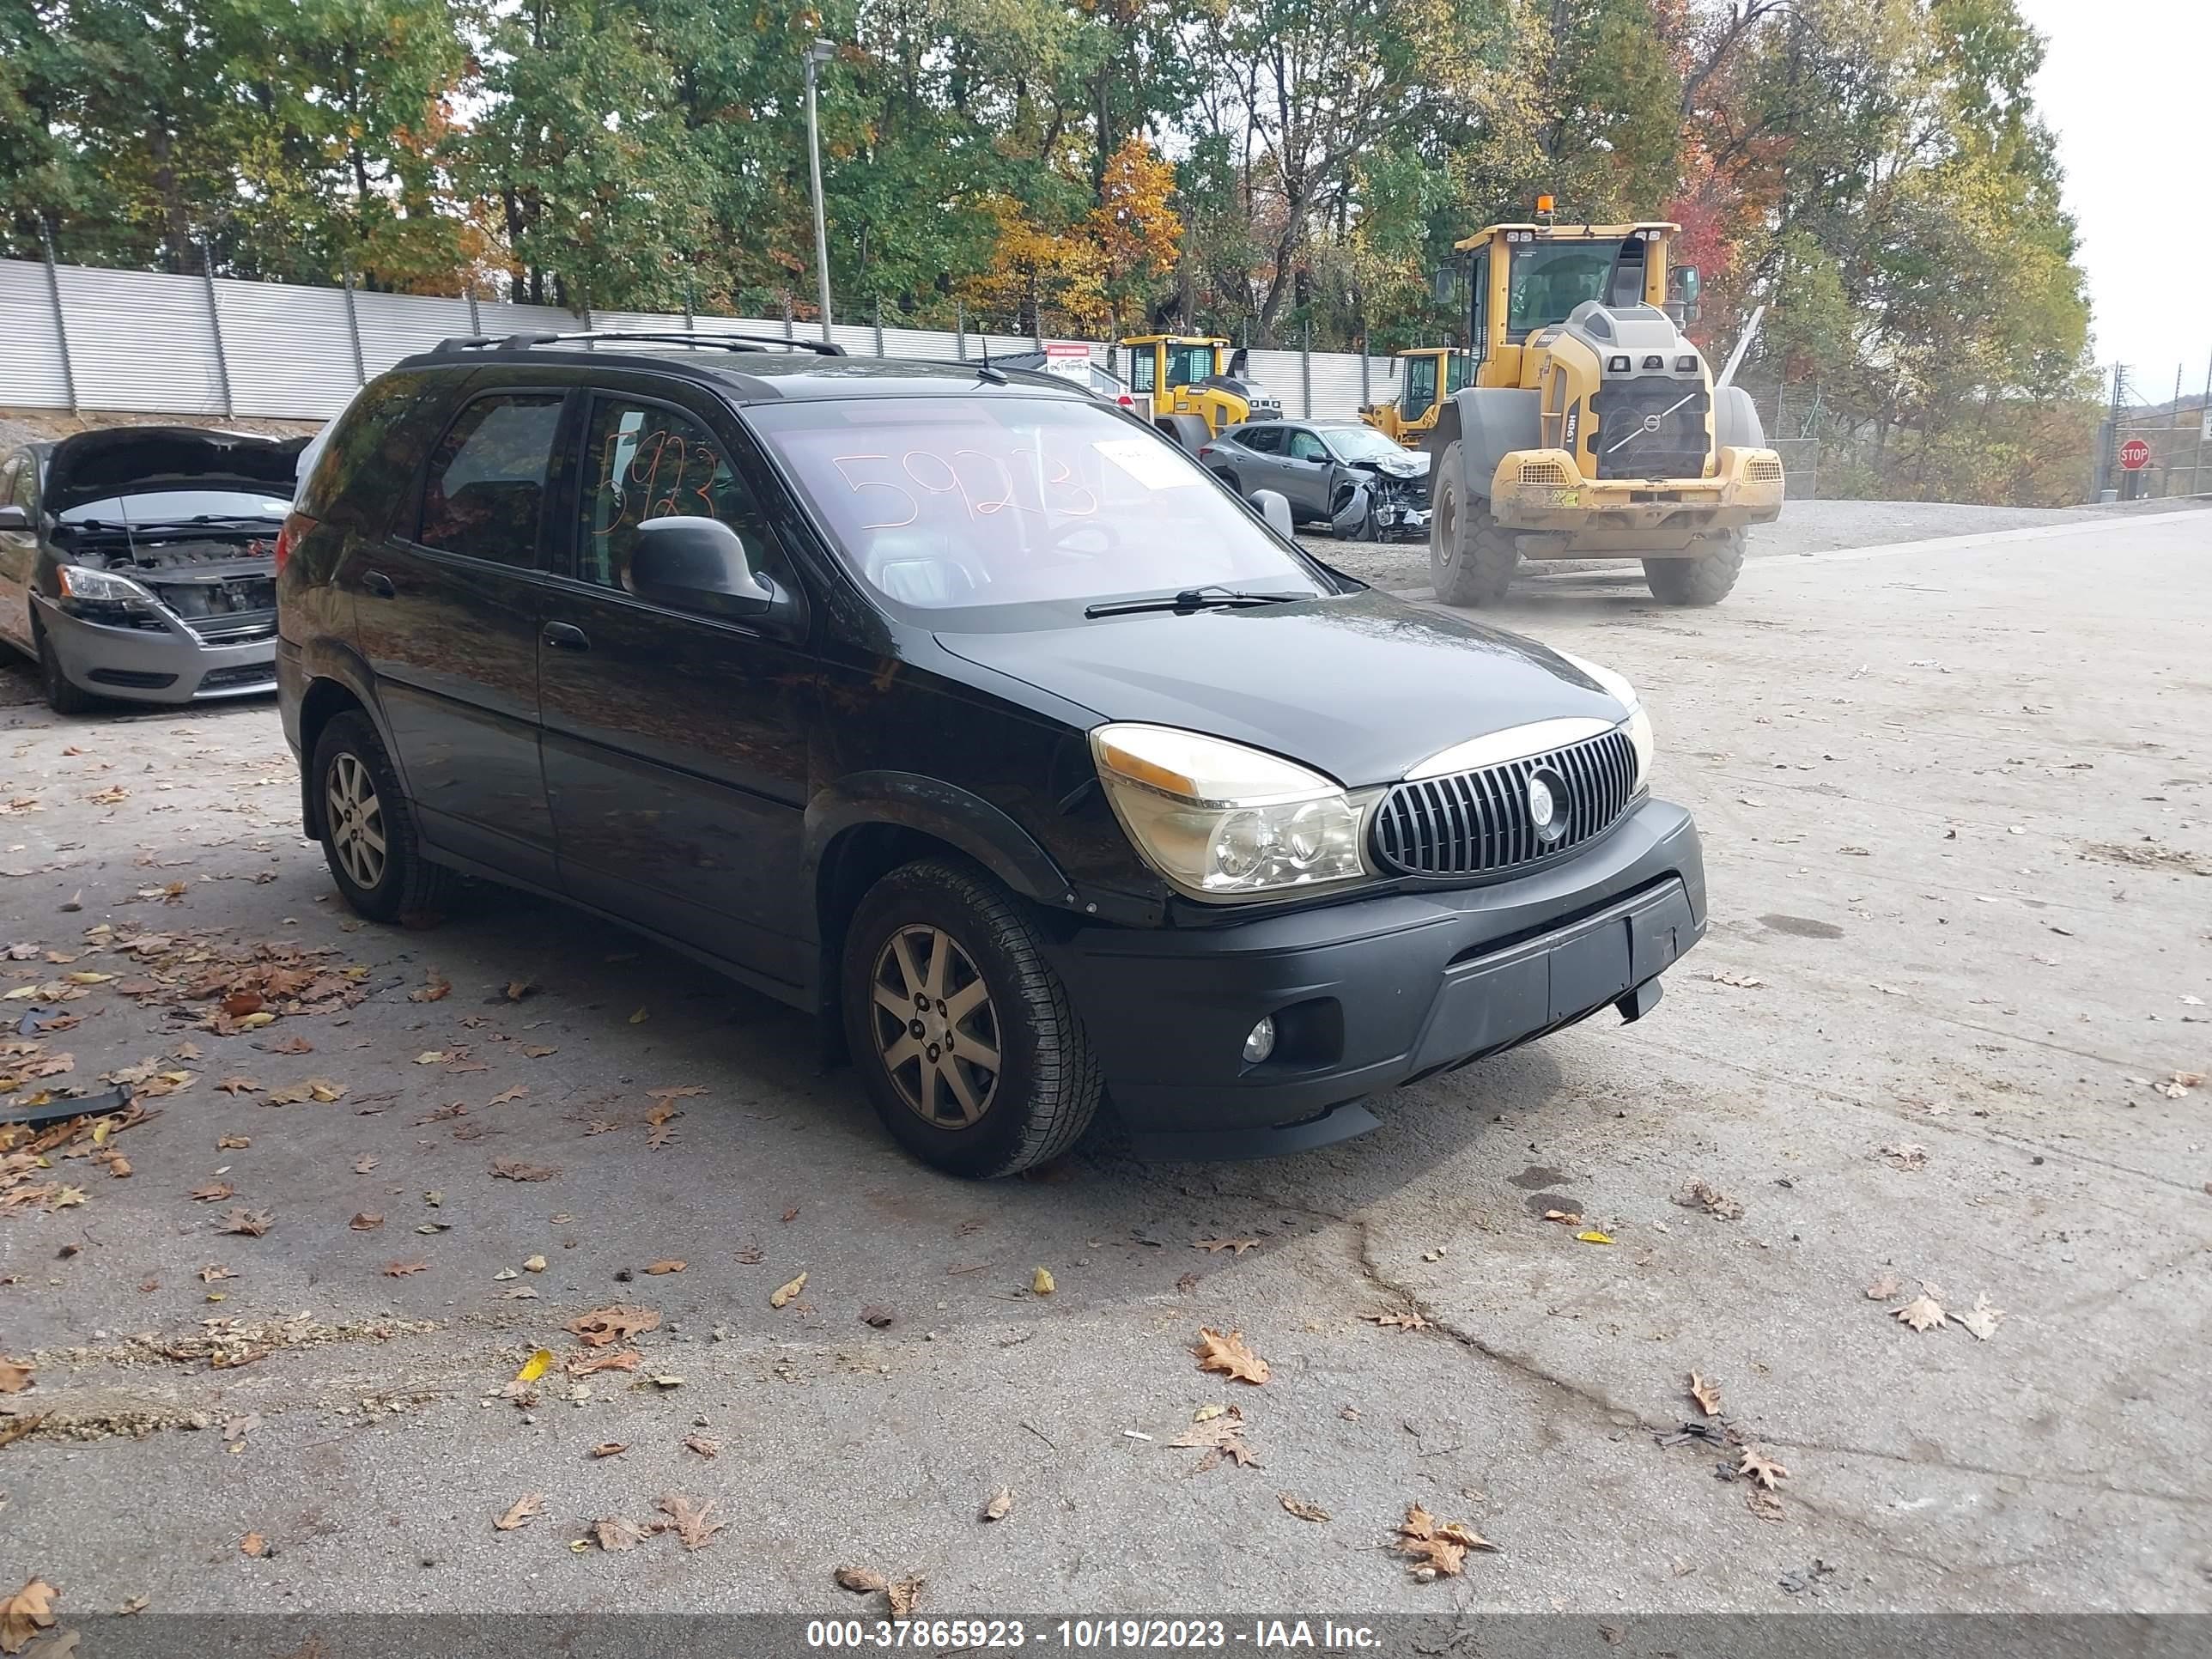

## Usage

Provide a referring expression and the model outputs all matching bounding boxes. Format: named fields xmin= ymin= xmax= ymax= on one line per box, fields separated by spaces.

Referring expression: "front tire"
xmin=1643 ymin=530 xmax=1746 ymax=606
xmin=1429 ymin=441 xmax=1519 ymax=605
xmin=309 ymin=709 xmax=454 ymax=923
xmin=36 ymin=628 xmax=98 ymax=716
xmin=842 ymin=860 xmax=1102 ymax=1179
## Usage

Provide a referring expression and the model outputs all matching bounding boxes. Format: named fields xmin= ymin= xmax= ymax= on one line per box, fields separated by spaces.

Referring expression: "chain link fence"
xmin=2093 ymin=362 xmax=2212 ymax=501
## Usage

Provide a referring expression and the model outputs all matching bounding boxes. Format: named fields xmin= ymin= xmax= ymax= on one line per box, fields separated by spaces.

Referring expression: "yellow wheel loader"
xmin=1427 ymin=205 xmax=1784 ymax=606
xmin=1360 ymin=347 xmax=1468 ymax=449
xmin=1120 ymin=335 xmax=1283 ymax=451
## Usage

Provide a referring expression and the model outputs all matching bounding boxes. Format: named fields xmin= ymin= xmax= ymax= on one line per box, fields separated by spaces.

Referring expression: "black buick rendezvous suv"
xmin=276 ymin=331 xmax=1705 ymax=1176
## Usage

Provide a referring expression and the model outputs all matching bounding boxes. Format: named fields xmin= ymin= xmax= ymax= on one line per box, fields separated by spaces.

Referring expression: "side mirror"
xmin=628 ymin=515 xmax=775 ymax=619
xmin=1251 ymin=489 xmax=1295 ymax=541
xmin=1667 ymin=264 xmax=1703 ymax=325
xmin=0 ymin=505 xmax=28 ymax=532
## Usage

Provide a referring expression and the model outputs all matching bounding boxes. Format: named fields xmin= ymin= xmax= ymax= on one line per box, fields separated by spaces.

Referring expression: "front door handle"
xmin=543 ymin=622 xmax=590 ymax=651
xmin=362 ymin=571 xmax=396 ymax=599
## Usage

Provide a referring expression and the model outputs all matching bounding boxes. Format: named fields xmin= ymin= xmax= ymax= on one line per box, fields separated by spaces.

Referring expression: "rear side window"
xmin=300 ymin=371 xmax=438 ymax=524
xmin=1237 ymin=426 xmax=1281 ymax=455
xmin=416 ymin=393 xmax=564 ymax=566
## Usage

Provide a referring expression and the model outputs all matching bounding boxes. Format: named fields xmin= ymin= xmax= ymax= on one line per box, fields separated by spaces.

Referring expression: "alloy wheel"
xmin=325 ymin=751 xmax=388 ymax=890
xmin=869 ymin=923 xmax=1002 ymax=1127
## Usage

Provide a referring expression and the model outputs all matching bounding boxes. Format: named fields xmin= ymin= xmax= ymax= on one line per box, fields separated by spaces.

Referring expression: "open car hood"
xmin=46 ymin=427 xmax=307 ymax=516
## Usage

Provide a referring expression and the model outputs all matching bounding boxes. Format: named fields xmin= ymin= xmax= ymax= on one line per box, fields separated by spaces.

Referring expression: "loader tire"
xmin=1429 ymin=441 xmax=1518 ymax=606
xmin=1643 ymin=530 xmax=1746 ymax=606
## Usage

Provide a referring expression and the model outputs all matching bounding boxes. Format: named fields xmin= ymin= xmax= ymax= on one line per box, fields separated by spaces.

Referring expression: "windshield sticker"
xmin=1093 ymin=437 xmax=1198 ymax=489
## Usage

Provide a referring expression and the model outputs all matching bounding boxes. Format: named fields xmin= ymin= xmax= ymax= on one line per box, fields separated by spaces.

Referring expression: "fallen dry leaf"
xmin=1674 ymin=1180 xmax=1743 ymax=1220
xmin=590 ymin=1442 xmax=628 ymax=1459
xmin=0 ymin=1358 xmax=30 ymax=1395
xmin=567 ymin=1349 xmax=641 ymax=1376
xmin=657 ymin=1492 xmax=724 ymax=1551
xmin=383 ymin=1260 xmax=429 ymax=1277
xmin=198 ymin=1264 xmax=234 ymax=1284
xmin=494 ymin=1494 xmax=543 ymax=1532
xmin=215 ymin=1077 xmax=259 ymax=1097
xmin=409 ymin=974 xmax=452 ymax=1004
xmin=684 ymin=1435 xmax=720 ymax=1459
xmin=1167 ymin=1404 xmax=1260 ymax=1471
xmin=1576 ymin=1230 xmax=1616 ymax=1245
xmin=1958 ymin=1294 xmax=2005 ymax=1341
xmin=1 ymin=1578 xmax=57 ymax=1654
xmin=643 ymin=1260 xmax=686 ymax=1275
xmin=1193 ymin=1328 xmax=1269 ymax=1385
xmin=1893 ymin=1294 xmax=1947 ymax=1333
xmin=1030 ymin=1267 xmax=1055 ymax=1296
xmin=1194 ymin=1236 xmax=1259 ymax=1255
xmin=1747 ymin=1488 xmax=1786 ymax=1523
xmin=770 ymin=1273 xmax=807 ymax=1310
xmin=887 ymin=1577 xmax=924 ymax=1618
xmin=1738 ymin=1447 xmax=1789 ymax=1490
xmin=566 ymin=1306 xmax=660 ymax=1347
xmin=216 ymin=1208 xmax=270 ymax=1237
xmin=190 ymin=1182 xmax=234 ymax=1203
xmin=523 ymin=1255 xmax=547 ymax=1273
xmin=521 ymin=1044 xmax=556 ymax=1058
xmin=1864 ymin=1271 xmax=1904 ymax=1301
xmin=980 ymin=1486 xmax=1012 ymax=1522
xmin=349 ymin=1212 xmax=383 ymax=1231
xmin=1709 ymin=970 xmax=1764 ymax=988
xmin=1278 ymin=1492 xmax=1330 ymax=1522
xmin=1365 ymin=1310 xmax=1431 ymax=1331
xmin=594 ymin=1517 xmax=652 ymax=1553
xmin=1394 ymin=1504 xmax=1497 ymax=1580
xmin=1879 ymin=1142 xmax=1929 ymax=1171
xmin=1688 ymin=1371 xmax=1723 ymax=1416
xmin=1540 ymin=1208 xmax=1582 ymax=1225
xmin=352 ymin=1154 xmax=378 ymax=1174
xmin=487 ymin=1086 xmax=527 ymax=1106
xmin=240 ymin=1532 xmax=267 ymax=1559
xmin=216 ymin=1133 xmax=251 ymax=1149
xmin=835 ymin=1566 xmax=887 ymax=1595
xmin=489 ymin=1160 xmax=558 ymax=1182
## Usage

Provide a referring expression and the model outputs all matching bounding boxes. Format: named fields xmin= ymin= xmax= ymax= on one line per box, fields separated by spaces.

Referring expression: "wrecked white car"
xmin=0 ymin=426 xmax=304 ymax=713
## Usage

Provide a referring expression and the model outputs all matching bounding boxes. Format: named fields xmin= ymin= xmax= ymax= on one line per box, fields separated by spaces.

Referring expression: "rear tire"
xmin=1210 ymin=469 xmax=1242 ymax=498
xmin=1429 ymin=441 xmax=1519 ymax=605
xmin=1643 ymin=530 xmax=1746 ymax=606
xmin=36 ymin=628 xmax=98 ymax=716
xmin=309 ymin=709 xmax=455 ymax=923
xmin=842 ymin=860 xmax=1102 ymax=1179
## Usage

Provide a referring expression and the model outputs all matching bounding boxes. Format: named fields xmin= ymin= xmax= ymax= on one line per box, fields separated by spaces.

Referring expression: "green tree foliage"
xmin=4 ymin=0 xmax=2096 ymax=504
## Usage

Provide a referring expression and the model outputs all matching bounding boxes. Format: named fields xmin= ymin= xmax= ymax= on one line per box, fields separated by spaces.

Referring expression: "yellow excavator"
xmin=1428 ymin=200 xmax=1784 ymax=605
xmin=1120 ymin=335 xmax=1282 ymax=451
xmin=1360 ymin=347 xmax=1468 ymax=448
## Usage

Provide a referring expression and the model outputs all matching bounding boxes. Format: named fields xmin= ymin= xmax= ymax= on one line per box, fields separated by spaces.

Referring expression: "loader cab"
xmin=1457 ymin=218 xmax=1688 ymax=389
xmin=1123 ymin=335 xmax=1228 ymax=403
xmin=1398 ymin=349 xmax=1469 ymax=422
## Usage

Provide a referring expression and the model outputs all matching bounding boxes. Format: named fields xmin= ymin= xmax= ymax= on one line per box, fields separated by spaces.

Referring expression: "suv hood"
xmin=46 ymin=427 xmax=306 ymax=516
xmin=935 ymin=589 xmax=1626 ymax=786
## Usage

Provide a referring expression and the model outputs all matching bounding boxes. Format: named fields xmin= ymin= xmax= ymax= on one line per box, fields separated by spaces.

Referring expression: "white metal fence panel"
xmin=216 ymin=281 xmax=360 ymax=417
xmin=0 ymin=260 xmax=73 ymax=409
xmin=55 ymin=264 xmax=227 ymax=414
xmin=1307 ymin=353 xmax=1367 ymax=422
xmin=881 ymin=325 xmax=950 ymax=359
xmin=1243 ymin=349 xmax=1304 ymax=416
xmin=473 ymin=299 xmax=580 ymax=343
xmin=355 ymin=291 xmax=475 ymax=376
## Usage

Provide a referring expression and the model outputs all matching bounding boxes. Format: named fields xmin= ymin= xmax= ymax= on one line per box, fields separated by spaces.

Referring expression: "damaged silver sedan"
xmin=0 ymin=426 xmax=303 ymax=713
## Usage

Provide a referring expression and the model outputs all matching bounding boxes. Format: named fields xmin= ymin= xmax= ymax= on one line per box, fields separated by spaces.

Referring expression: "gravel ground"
xmin=0 ymin=507 xmax=2208 ymax=1638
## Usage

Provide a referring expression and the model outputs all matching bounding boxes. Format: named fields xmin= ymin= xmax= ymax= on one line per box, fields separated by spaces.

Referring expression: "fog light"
xmin=1243 ymin=1017 xmax=1277 ymax=1064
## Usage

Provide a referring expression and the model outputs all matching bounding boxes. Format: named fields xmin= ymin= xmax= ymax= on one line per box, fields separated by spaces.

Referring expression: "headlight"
xmin=1091 ymin=723 xmax=1376 ymax=901
xmin=55 ymin=564 xmax=161 ymax=623
xmin=1555 ymin=649 xmax=1653 ymax=794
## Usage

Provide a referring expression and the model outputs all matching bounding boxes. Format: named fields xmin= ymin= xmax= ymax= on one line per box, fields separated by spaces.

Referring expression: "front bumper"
xmin=1048 ymin=798 xmax=1705 ymax=1159
xmin=36 ymin=596 xmax=276 ymax=704
xmin=1490 ymin=446 xmax=1785 ymax=553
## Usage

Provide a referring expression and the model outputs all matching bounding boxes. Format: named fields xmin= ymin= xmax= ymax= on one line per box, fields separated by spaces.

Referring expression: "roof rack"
xmin=429 ymin=330 xmax=847 ymax=357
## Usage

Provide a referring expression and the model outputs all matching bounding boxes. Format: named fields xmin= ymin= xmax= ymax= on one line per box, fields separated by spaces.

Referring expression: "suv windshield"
xmin=749 ymin=395 xmax=1332 ymax=618
xmin=1317 ymin=427 xmax=1407 ymax=463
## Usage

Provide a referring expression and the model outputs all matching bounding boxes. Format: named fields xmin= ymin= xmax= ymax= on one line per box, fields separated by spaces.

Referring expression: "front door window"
xmin=1402 ymin=357 xmax=1437 ymax=419
xmin=577 ymin=398 xmax=775 ymax=592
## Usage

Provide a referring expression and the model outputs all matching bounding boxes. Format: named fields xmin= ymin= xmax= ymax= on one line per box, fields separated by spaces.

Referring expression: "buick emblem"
xmin=1528 ymin=769 xmax=1570 ymax=843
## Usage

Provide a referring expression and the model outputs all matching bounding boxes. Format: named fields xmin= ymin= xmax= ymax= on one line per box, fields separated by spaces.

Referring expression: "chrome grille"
xmin=1372 ymin=726 xmax=1638 ymax=878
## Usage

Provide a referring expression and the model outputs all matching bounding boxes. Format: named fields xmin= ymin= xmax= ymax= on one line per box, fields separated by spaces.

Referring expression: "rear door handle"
xmin=362 ymin=571 xmax=396 ymax=599
xmin=543 ymin=622 xmax=590 ymax=651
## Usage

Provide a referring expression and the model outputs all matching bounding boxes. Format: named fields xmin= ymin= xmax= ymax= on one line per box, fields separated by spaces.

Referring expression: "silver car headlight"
xmin=1556 ymin=649 xmax=1653 ymax=793
xmin=1091 ymin=723 xmax=1378 ymax=901
xmin=56 ymin=564 xmax=157 ymax=605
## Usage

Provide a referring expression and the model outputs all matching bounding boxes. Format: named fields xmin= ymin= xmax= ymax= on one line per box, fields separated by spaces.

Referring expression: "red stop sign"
xmin=2118 ymin=436 xmax=2152 ymax=471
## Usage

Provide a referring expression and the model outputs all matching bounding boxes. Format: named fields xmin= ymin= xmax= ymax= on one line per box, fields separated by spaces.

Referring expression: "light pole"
xmin=802 ymin=39 xmax=836 ymax=344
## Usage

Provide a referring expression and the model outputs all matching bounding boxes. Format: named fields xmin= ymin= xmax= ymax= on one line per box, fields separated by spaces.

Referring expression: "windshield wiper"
xmin=1083 ymin=586 xmax=1307 ymax=619
xmin=78 ymin=514 xmax=282 ymax=532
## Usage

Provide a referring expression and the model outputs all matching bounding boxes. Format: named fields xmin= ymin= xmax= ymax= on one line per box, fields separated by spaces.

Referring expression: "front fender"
xmin=805 ymin=772 xmax=1079 ymax=909
xmin=1441 ymin=387 xmax=1541 ymax=501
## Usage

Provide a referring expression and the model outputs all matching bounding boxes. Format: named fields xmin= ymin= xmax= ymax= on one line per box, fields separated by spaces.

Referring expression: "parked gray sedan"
xmin=0 ymin=427 xmax=302 ymax=713
xmin=1196 ymin=420 xmax=1431 ymax=540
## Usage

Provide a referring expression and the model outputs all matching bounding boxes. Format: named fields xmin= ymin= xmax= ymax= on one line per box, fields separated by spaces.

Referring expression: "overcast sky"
xmin=2014 ymin=0 xmax=2210 ymax=402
